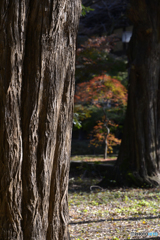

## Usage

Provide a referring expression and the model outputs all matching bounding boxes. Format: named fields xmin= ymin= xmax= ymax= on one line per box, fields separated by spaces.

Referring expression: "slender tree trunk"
xmin=0 ymin=1 xmax=81 ymax=239
xmin=117 ymin=0 xmax=160 ymax=186
xmin=104 ymin=135 xmax=108 ymax=159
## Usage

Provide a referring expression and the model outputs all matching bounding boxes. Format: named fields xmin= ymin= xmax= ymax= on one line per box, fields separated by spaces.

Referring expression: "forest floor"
xmin=68 ymin=162 xmax=160 ymax=240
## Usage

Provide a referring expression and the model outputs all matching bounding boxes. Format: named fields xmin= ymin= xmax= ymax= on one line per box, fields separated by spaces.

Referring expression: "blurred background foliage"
xmin=72 ymin=2 xmax=129 ymax=157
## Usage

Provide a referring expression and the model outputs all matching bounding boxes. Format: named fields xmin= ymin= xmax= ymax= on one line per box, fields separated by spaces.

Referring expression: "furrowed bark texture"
xmin=117 ymin=0 xmax=160 ymax=186
xmin=0 ymin=1 xmax=81 ymax=239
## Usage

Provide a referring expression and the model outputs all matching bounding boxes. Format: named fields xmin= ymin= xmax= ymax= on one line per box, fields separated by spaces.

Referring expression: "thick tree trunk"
xmin=116 ymin=0 xmax=160 ymax=186
xmin=0 ymin=1 xmax=81 ymax=239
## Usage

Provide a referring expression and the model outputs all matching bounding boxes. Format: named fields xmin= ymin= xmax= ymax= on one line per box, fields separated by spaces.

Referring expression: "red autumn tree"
xmin=90 ymin=117 xmax=121 ymax=158
xmin=75 ymin=74 xmax=127 ymax=158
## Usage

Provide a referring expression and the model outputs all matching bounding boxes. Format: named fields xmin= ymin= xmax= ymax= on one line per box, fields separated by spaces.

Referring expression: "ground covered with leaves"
xmin=69 ymin=178 xmax=160 ymax=240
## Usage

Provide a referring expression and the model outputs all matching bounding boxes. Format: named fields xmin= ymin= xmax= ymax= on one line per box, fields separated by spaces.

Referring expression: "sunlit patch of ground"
xmin=69 ymin=177 xmax=160 ymax=240
xmin=70 ymin=155 xmax=117 ymax=162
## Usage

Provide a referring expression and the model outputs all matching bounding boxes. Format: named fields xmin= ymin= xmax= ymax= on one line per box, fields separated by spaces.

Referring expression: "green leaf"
xmin=81 ymin=5 xmax=94 ymax=16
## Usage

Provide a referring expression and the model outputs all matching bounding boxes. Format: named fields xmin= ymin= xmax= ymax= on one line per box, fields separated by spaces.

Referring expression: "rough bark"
xmin=0 ymin=1 xmax=81 ymax=239
xmin=116 ymin=0 xmax=160 ymax=186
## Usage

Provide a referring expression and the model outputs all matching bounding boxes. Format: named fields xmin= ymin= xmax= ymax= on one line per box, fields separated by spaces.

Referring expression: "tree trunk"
xmin=0 ymin=1 xmax=81 ymax=239
xmin=117 ymin=0 xmax=160 ymax=186
xmin=104 ymin=135 xmax=108 ymax=159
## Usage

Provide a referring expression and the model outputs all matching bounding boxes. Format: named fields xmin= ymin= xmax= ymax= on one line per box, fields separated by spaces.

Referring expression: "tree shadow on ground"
xmin=69 ymin=159 xmax=159 ymax=191
xmin=69 ymin=175 xmax=159 ymax=194
xmin=70 ymin=216 xmax=160 ymax=239
xmin=70 ymin=215 xmax=160 ymax=225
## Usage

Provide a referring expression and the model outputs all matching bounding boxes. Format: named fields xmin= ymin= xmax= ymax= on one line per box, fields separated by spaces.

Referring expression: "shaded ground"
xmin=70 ymin=155 xmax=117 ymax=181
xmin=69 ymin=157 xmax=160 ymax=239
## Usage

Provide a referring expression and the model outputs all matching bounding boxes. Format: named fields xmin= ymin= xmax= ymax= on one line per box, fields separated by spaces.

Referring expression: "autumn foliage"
xmin=75 ymin=35 xmax=127 ymax=85
xmin=74 ymin=34 xmax=128 ymax=157
xmin=89 ymin=118 xmax=121 ymax=154
xmin=74 ymin=74 xmax=127 ymax=157
xmin=75 ymin=74 xmax=127 ymax=107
